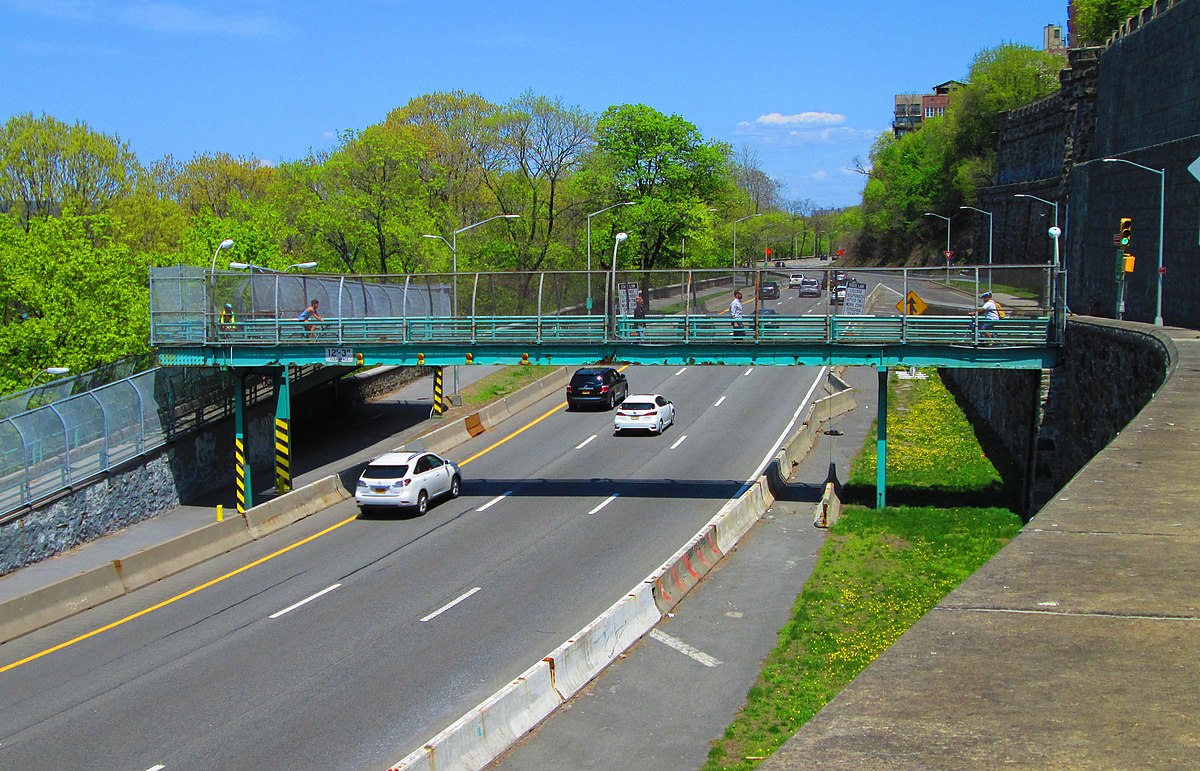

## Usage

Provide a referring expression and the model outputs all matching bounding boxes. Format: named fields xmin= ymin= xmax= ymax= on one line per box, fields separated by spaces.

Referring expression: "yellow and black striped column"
xmin=234 ymin=373 xmax=252 ymax=513
xmin=274 ymin=367 xmax=292 ymax=494
xmin=431 ymin=366 xmax=446 ymax=416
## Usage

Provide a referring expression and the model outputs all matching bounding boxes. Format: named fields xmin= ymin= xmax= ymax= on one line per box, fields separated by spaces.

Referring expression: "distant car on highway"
xmin=830 ymin=285 xmax=847 ymax=306
xmin=356 ymin=451 xmax=461 ymax=514
xmin=833 ymin=270 xmax=848 ymax=285
xmin=566 ymin=367 xmax=628 ymax=410
xmin=788 ymin=274 xmax=805 ymax=288
xmin=614 ymin=394 xmax=676 ymax=435
xmin=798 ymin=277 xmax=821 ymax=297
xmin=758 ymin=281 xmax=780 ymax=300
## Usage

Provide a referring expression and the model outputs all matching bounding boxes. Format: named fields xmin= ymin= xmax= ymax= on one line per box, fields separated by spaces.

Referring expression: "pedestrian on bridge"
xmin=299 ymin=299 xmax=323 ymax=337
xmin=633 ymin=293 xmax=646 ymax=339
xmin=730 ymin=290 xmax=745 ymax=337
xmin=977 ymin=291 xmax=999 ymax=339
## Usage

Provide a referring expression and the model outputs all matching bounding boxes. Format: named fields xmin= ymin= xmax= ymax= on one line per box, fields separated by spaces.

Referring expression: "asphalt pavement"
xmin=491 ymin=365 xmax=878 ymax=771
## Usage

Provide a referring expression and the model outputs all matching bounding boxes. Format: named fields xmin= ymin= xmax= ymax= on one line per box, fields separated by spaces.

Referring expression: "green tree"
xmin=0 ymin=214 xmax=151 ymax=390
xmin=586 ymin=104 xmax=732 ymax=279
xmin=1073 ymin=0 xmax=1147 ymax=45
xmin=0 ymin=113 xmax=140 ymax=230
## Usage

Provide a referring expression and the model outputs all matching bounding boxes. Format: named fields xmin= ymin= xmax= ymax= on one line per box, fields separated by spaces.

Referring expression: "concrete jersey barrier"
xmin=389 ymin=369 xmax=857 ymax=770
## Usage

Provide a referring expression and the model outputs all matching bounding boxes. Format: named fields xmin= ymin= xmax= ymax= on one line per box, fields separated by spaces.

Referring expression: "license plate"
xmin=373 ymin=487 xmax=388 ymax=494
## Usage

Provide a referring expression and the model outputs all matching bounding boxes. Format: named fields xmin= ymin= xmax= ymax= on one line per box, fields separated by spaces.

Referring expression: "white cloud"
xmin=755 ymin=111 xmax=845 ymax=126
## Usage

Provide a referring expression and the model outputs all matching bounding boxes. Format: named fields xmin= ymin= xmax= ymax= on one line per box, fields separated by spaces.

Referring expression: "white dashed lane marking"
xmin=269 ymin=584 xmax=341 ymax=619
xmin=575 ymin=434 xmax=597 ymax=450
xmin=650 ymin=629 xmax=721 ymax=667
xmin=669 ymin=435 xmax=687 ymax=450
xmin=713 ymin=396 xmax=727 ymax=407
xmin=588 ymin=494 xmax=619 ymax=515
xmin=421 ymin=587 xmax=481 ymax=622
xmin=477 ymin=492 xmax=511 ymax=512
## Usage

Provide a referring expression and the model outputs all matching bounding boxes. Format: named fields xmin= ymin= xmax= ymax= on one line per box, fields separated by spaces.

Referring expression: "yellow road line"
xmin=3 ymin=364 xmax=633 ymax=673
xmin=0 ymin=516 xmax=356 ymax=674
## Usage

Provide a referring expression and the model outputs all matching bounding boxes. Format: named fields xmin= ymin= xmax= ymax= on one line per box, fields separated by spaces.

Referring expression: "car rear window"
xmin=623 ymin=402 xmax=654 ymax=411
xmin=362 ymin=464 xmax=408 ymax=479
xmin=572 ymin=374 xmax=603 ymax=384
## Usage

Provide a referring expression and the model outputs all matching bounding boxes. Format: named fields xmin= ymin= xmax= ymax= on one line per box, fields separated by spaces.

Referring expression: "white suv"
xmin=788 ymin=274 xmax=804 ymax=288
xmin=355 ymin=451 xmax=461 ymax=514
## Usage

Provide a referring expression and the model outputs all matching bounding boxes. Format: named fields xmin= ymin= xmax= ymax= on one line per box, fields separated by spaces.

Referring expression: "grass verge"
xmin=456 ymin=365 xmax=557 ymax=411
xmin=703 ymin=369 xmax=1022 ymax=770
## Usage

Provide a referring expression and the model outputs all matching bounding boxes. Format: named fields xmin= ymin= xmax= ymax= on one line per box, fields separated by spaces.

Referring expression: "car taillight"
xmin=566 ymin=385 xmax=573 ymax=394
xmin=600 ymin=385 xmax=609 ymax=393
xmin=401 ymin=479 xmax=411 ymax=487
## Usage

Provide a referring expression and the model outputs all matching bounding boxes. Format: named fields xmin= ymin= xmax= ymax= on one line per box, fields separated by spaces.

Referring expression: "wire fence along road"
xmin=151 ymin=265 xmax=1062 ymax=349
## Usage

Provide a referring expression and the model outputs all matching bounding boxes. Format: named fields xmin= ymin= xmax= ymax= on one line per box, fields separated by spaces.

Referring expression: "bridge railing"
xmin=150 ymin=264 xmax=1061 ymax=348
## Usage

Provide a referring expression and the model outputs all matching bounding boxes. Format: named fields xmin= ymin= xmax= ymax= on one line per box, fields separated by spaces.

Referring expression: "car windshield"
xmin=622 ymin=402 xmax=654 ymax=411
xmin=362 ymin=464 xmax=408 ymax=479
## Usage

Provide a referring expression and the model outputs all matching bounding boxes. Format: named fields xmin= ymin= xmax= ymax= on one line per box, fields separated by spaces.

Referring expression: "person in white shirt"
xmin=730 ymin=290 xmax=745 ymax=337
xmin=977 ymin=291 xmax=998 ymax=339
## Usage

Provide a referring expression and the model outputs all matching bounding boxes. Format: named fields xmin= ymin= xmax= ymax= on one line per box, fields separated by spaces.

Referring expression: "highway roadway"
xmin=0 ymin=277 xmax=850 ymax=770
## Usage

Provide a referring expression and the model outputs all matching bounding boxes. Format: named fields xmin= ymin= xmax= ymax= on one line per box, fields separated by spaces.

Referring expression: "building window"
xmin=925 ymin=107 xmax=935 ymax=118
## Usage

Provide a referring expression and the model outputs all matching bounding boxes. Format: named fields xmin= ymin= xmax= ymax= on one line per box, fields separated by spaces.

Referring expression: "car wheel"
xmin=607 ymin=392 xmax=615 ymax=410
xmin=566 ymin=400 xmax=575 ymax=411
xmin=449 ymin=475 xmax=461 ymax=499
xmin=655 ymin=418 xmax=663 ymax=434
xmin=415 ymin=490 xmax=428 ymax=515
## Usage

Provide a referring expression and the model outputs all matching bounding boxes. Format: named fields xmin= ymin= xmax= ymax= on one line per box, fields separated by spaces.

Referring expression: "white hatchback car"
xmin=355 ymin=450 xmax=461 ymax=514
xmin=614 ymin=394 xmax=676 ymax=435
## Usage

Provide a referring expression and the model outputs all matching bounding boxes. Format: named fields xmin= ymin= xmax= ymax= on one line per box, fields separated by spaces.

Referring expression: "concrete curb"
xmin=0 ymin=562 xmax=126 ymax=643
xmin=389 ymin=368 xmax=858 ymax=770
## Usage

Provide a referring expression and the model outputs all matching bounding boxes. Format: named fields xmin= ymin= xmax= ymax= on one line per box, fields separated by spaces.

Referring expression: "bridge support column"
xmin=876 ymin=366 xmax=888 ymax=509
xmin=234 ymin=373 xmax=252 ymax=513
xmin=273 ymin=367 xmax=292 ymax=494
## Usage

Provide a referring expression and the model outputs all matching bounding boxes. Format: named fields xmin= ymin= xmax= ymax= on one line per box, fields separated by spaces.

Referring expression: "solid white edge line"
xmin=588 ymin=494 xmax=619 ymax=515
xmin=713 ymin=396 xmax=726 ymax=407
xmin=674 ymin=367 xmax=687 ymax=376
xmin=269 ymin=583 xmax=342 ymax=619
xmin=421 ymin=587 xmax=482 ymax=622
xmin=574 ymin=434 xmax=597 ymax=450
xmin=743 ymin=366 xmax=828 ymax=485
xmin=669 ymin=434 xmax=687 ymax=450
xmin=476 ymin=492 xmax=511 ymax=512
xmin=650 ymin=629 xmax=721 ymax=667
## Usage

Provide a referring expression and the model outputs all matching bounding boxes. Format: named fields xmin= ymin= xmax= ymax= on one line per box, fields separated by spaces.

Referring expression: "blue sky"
xmin=2 ymin=0 xmax=1067 ymax=208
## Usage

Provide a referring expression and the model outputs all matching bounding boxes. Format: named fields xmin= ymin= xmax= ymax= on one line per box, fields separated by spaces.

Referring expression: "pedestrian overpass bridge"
xmin=148 ymin=265 xmax=1063 ymax=510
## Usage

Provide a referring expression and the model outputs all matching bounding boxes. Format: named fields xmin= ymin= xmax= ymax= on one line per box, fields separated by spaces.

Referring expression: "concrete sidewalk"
xmin=765 ymin=321 xmax=1200 ymax=769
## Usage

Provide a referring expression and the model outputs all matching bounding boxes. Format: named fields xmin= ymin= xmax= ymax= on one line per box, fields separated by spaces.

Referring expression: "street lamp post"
xmin=29 ymin=366 xmax=69 ymax=390
xmin=423 ymin=213 xmax=520 ymax=318
xmin=423 ymin=214 xmax=519 ymax=398
xmin=732 ymin=213 xmax=761 ymax=270
xmin=609 ymin=232 xmax=629 ymax=338
xmin=959 ymin=206 xmax=993 ymax=293
xmin=924 ymin=212 xmax=951 ymax=280
xmin=1102 ymin=157 xmax=1166 ymax=326
xmin=1013 ymin=193 xmax=1061 ymax=316
xmin=209 ymin=238 xmax=235 ymax=274
xmin=586 ymin=202 xmax=634 ymax=313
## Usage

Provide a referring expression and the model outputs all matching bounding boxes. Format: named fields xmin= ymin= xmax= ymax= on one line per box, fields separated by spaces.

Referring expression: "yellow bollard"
xmin=216 ymin=504 xmax=223 ymax=522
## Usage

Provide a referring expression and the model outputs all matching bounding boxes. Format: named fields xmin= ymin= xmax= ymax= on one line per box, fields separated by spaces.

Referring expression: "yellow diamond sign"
xmin=896 ymin=291 xmax=928 ymax=316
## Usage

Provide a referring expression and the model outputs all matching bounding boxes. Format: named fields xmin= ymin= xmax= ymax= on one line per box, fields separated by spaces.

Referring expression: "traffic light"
xmin=1119 ymin=217 xmax=1133 ymax=246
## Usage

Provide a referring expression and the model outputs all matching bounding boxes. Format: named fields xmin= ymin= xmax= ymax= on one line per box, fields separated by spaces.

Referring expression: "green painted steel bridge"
xmin=149 ymin=265 xmax=1064 ymax=509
